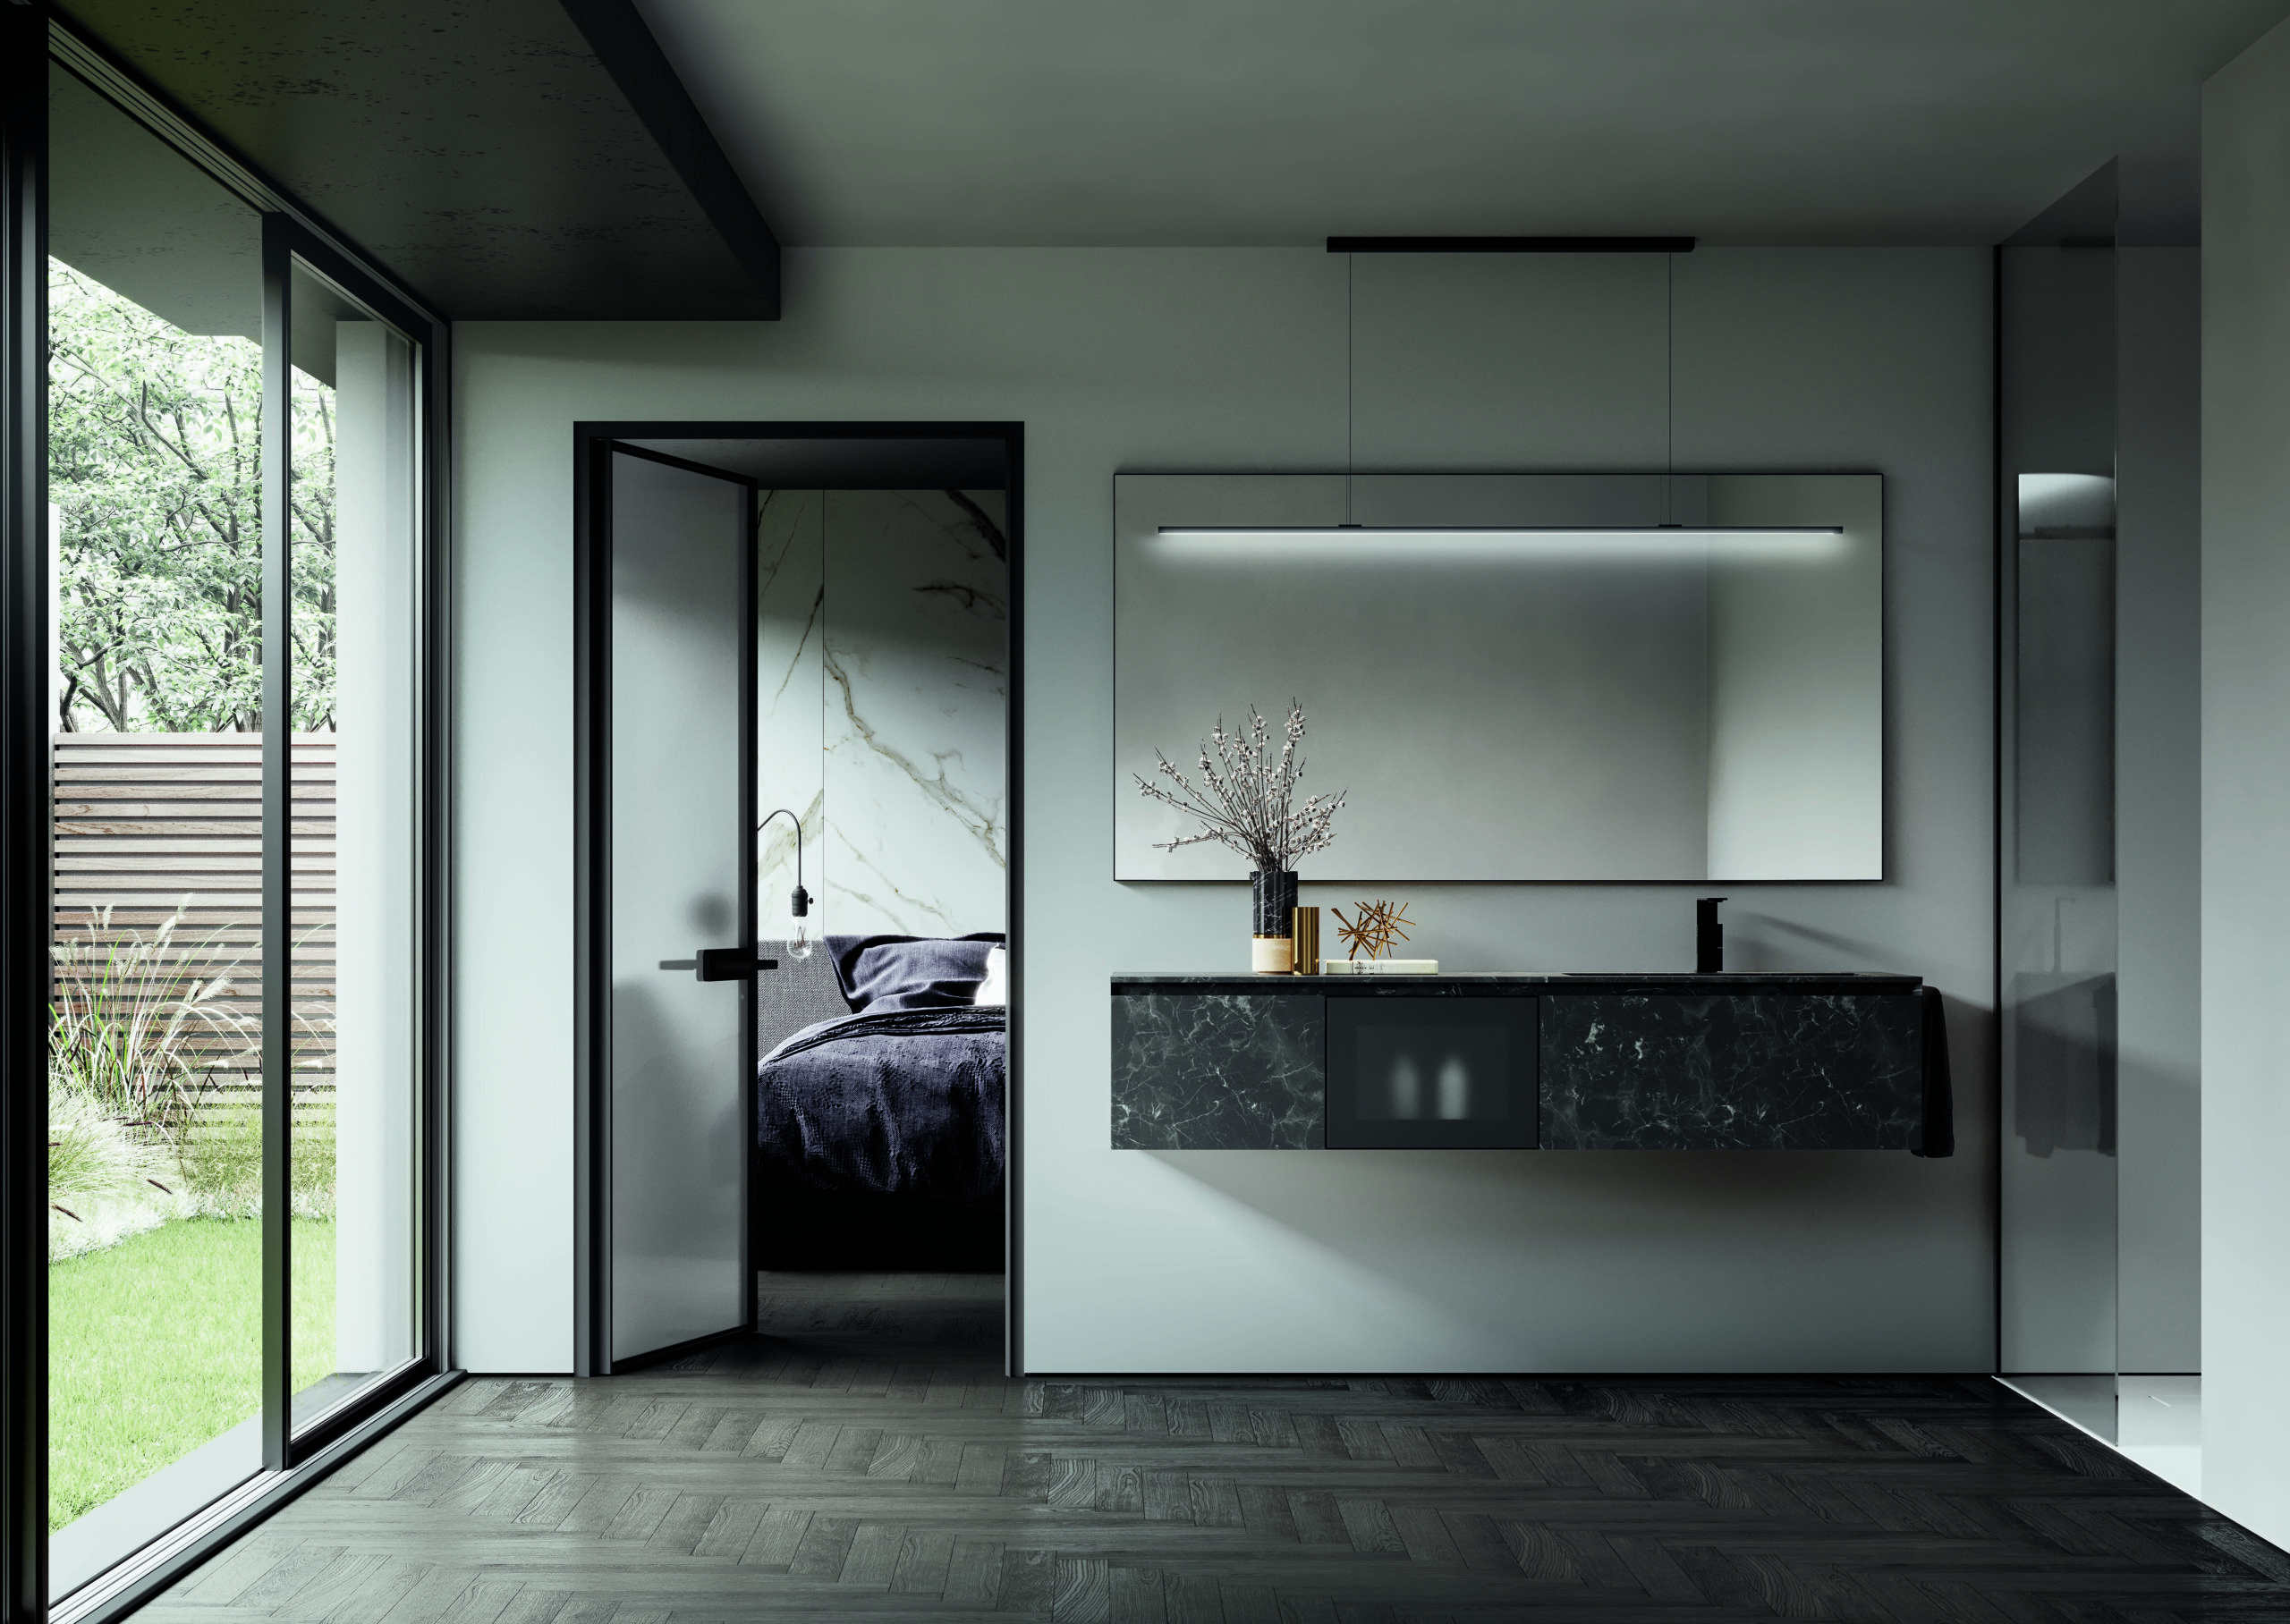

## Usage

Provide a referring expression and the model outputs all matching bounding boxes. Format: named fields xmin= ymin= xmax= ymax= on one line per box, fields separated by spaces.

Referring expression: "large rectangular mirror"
xmin=1113 ymin=471 xmax=1882 ymax=882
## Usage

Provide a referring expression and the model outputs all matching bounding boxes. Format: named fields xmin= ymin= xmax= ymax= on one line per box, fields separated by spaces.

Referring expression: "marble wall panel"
xmin=1113 ymin=993 xmax=1326 ymax=1149
xmin=1539 ymin=993 xmax=1922 ymax=1149
xmin=756 ymin=488 xmax=1008 ymax=943
xmin=755 ymin=489 xmax=826 ymax=947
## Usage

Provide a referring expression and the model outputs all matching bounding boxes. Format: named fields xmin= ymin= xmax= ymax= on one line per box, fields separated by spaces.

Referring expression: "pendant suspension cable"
xmin=1666 ymin=250 xmax=1675 ymax=526
xmin=1345 ymin=251 xmax=1355 ymax=527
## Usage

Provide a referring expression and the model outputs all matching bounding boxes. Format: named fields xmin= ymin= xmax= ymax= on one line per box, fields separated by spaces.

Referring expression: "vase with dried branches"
xmin=1133 ymin=701 xmax=1347 ymax=971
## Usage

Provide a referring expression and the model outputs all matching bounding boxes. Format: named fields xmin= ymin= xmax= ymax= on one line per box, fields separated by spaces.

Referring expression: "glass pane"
xmin=287 ymin=262 xmax=419 ymax=1430
xmin=1997 ymin=170 xmax=2121 ymax=1405
xmin=610 ymin=449 xmax=747 ymax=1362
xmin=45 ymin=60 xmax=265 ymax=1594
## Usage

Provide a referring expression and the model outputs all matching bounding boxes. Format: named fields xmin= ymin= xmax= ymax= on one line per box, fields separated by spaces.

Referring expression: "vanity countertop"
xmin=1112 ymin=970 xmax=1924 ymax=994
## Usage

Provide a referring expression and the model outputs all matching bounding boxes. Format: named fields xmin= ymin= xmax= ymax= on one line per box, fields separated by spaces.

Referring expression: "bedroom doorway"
xmin=574 ymin=423 xmax=1021 ymax=1376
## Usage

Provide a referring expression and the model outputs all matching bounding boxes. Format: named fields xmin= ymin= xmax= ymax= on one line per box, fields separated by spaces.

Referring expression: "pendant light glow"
xmin=1149 ymin=526 xmax=1851 ymax=562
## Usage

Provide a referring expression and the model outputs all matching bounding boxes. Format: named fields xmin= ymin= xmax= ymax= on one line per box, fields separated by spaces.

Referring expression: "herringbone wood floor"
xmin=134 ymin=1274 xmax=2290 ymax=1623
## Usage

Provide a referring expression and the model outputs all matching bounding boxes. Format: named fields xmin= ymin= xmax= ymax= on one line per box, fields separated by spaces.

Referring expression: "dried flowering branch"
xmin=1133 ymin=700 xmax=1346 ymax=872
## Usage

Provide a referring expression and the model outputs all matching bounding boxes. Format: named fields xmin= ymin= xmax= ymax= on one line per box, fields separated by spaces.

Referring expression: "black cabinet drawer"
xmin=1111 ymin=992 xmax=1325 ymax=1148
xmin=1325 ymin=994 xmax=1539 ymax=1148
xmin=1539 ymin=992 xmax=1923 ymax=1149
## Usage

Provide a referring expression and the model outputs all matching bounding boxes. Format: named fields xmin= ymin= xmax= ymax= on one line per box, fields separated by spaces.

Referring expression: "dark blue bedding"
xmin=754 ymin=1007 xmax=1005 ymax=1207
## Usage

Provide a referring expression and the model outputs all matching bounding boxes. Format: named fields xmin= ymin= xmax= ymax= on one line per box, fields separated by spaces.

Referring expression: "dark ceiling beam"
xmin=558 ymin=0 xmax=782 ymax=317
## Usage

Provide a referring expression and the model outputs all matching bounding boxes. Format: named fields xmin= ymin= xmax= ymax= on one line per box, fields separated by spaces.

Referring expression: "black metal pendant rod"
xmin=1327 ymin=235 xmax=1694 ymax=253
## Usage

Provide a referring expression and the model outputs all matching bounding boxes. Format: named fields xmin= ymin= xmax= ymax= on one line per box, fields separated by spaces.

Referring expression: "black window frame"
xmin=4 ymin=16 xmax=459 ymax=1622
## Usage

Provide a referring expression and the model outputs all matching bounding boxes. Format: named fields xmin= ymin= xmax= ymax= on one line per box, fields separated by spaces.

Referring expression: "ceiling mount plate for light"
xmin=1327 ymin=236 xmax=1695 ymax=254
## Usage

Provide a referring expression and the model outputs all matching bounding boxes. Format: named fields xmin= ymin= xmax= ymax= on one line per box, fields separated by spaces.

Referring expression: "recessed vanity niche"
xmin=1110 ymin=471 xmax=1952 ymax=1155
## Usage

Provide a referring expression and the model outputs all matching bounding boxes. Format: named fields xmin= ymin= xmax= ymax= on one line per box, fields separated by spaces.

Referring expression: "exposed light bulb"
xmin=785 ymin=921 xmax=816 ymax=960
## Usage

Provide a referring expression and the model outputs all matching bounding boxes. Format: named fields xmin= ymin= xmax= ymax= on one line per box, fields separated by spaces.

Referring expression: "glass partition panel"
xmin=285 ymin=260 xmax=419 ymax=1431
xmin=1998 ymin=165 xmax=2120 ymax=1419
xmin=44 ymin=58 xmax=266 ymax=1595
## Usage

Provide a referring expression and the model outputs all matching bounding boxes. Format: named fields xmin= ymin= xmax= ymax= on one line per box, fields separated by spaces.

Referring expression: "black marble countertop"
xmin=1112 ymin=971 xmax=1922 ymax=994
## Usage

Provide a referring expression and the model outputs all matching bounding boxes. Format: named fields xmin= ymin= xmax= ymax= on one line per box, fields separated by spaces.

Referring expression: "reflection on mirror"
xmin=1115 ymin=472 xmax=1883 ymax=882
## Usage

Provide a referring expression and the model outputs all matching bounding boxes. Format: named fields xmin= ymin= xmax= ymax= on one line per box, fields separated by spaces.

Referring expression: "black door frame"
xmin=572 ymin=420 xmax=1025 ymax=1378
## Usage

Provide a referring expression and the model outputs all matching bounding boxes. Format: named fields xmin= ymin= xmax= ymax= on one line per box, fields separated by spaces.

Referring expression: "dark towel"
xmin=1913 ymin=985 xmax=1955 ymax=1159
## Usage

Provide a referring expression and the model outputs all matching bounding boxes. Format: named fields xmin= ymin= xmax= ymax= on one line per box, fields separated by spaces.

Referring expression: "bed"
xmin=751 ymin=933 xmax=1005 ymax=1272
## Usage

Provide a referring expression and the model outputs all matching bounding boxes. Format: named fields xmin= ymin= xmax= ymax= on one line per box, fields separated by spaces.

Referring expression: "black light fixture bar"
xmin=1327 ymin=236 xmax=1694 ymax=254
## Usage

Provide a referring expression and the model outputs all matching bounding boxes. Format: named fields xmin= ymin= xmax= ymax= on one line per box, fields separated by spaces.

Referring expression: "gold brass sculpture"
xmin=1332 ymin=899 xmax=1412 ymax=961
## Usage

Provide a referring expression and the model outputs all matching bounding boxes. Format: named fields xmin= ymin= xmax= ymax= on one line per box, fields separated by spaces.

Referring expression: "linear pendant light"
xmin=1148 ymin=527 xmax=1849 ymax=560
xmin=1164 ymin=241 xmax=1849 ymax=550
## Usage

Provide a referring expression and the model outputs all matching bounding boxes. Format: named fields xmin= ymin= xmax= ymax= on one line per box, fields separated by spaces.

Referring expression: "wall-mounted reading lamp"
xmin=758 ymin=807 xmax=815 ymax=960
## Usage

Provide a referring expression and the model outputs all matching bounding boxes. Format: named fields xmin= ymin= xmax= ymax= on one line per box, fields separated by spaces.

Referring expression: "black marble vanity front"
xmin=1110 ymin=973 xmax=1943 ymax=1154
xmin=1110 ymin=989 xmax=1325 ymax=1149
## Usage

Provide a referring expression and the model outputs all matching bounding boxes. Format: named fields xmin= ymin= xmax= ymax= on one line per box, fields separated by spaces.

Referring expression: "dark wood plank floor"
xmin=134 ymin=1273 xmax=2290 ymax=1623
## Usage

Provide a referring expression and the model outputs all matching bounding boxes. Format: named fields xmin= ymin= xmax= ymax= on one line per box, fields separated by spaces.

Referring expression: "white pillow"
xmin=974 ymin=945 xmax=1007 ymax=1006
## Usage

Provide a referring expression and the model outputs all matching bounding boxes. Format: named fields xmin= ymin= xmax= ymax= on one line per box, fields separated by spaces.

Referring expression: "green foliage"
xmin=47 ymin=1087 xmax=169 ymax=1222
xmin=175 ymin=1099 xmax=335 ymax=1220
xmin=48 ymin=905 xmax=257 ymax=1139
xmin=49 ymin=1217 xmax=335 ymax=1529
xmin=47 ymin=260 xmax=337 ymax=732
xmin=172 ymin=1101 xmax=259 ymax=1215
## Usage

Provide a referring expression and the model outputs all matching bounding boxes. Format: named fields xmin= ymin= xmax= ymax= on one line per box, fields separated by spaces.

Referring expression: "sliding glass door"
xmin=278 ymin=247 xmax=422 ymax=1436
xmin=44 ymin=62 xmax=273 ymax=1593
xmin=27 ymin=41 xmax=443 ymax=1611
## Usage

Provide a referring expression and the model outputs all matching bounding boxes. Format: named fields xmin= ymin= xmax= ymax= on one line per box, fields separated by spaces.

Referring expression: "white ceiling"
xmin=634 ymin=0 xmax=2290 ymax=247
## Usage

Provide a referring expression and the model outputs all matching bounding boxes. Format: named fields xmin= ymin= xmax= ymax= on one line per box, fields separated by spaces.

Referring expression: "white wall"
xmin=2202 ymin=15 xmax=2290 ymax=1550
xmin=454 ymin=246 xmax=1995 ymax=1373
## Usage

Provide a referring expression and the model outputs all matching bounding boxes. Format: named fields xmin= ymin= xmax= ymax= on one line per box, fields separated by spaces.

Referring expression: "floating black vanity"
xmin=1110 ymin=973 xmax=1951 ymax=1155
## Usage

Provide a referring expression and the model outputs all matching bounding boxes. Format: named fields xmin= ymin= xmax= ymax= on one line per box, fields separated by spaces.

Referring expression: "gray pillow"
xmin=828 ymin=933 xmax=1006 ymax=1013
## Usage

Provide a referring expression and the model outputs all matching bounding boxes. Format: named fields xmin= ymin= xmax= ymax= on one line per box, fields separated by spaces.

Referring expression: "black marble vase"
xmin=1251 ymin=869 xmax=1298 ymax=936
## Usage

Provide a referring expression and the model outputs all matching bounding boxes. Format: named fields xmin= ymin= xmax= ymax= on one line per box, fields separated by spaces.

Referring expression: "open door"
xmin=581 ymin=444 xmax=756 ymax=1371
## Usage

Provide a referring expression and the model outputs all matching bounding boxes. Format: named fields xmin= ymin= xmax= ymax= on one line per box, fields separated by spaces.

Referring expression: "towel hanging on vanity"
xmin=1914 ymin=985 xmax=1955 ymax=1159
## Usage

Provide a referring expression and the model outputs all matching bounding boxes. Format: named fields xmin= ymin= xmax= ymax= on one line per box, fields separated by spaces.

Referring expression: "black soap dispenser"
xmin=1695 ymin=897 xmax=1727 ymax=975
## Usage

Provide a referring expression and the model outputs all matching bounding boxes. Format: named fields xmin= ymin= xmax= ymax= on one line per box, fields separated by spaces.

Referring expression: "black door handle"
xmin=696 ymin=947 xmax=776 ymax=981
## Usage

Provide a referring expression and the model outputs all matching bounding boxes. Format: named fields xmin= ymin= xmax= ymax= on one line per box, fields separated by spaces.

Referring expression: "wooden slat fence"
xmin=51 ymin=733 xmax=335 ymax=1120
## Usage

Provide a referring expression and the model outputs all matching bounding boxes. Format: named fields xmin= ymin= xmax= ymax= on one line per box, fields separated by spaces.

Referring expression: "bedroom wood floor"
xmin=134 ymin=1274 xmax=2290 ymax=1623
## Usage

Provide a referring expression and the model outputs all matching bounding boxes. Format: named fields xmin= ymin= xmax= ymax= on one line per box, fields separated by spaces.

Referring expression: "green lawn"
xmin=49 ymin=1218 xmax=335 ymax=1530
